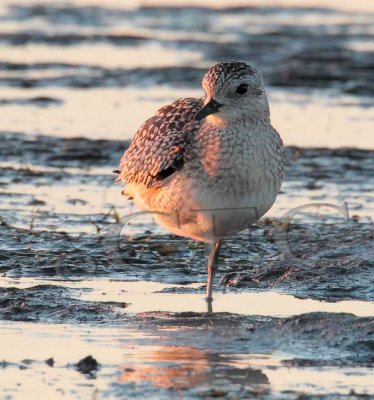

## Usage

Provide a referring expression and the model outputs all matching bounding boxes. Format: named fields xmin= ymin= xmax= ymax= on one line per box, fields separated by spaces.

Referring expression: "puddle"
xmin=2 ymin=278 xmax=374 ymax=317
xmin=1 ymin=43 xmax=203 ymax=68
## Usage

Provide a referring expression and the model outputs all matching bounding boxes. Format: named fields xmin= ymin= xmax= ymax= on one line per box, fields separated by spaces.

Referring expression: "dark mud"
xmin=76 ymin=355 xmax=99 ymax=374
xmin=138 ymin=311 xmax=374 ymax=367
xmin=0 ymin=220 xmax=373 ymax=302
xmin=1 ymin=4 xmax=374 ymax=94
xmin=0 ymin=284 xmax=129 ymax=323
xmin=0 ymin=96 xmax=63 ymax=107
xmin=0 ymin=131 xmax=126 ymax=168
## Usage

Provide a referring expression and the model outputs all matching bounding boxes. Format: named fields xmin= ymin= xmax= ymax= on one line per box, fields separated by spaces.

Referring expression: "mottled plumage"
xmin=115 ymin=61 xmax=285 ymax=307
xmin=116 ymin=98 xmax=202 ymax=188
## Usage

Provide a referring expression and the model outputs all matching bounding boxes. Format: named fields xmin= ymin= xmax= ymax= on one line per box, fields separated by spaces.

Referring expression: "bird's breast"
xmin=192 ymin=123 xmax=282 ymax=197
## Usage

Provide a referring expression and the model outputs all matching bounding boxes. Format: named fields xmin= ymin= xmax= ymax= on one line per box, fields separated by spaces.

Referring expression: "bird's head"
xmin=195 ymin=61 xmax=270 ymax=124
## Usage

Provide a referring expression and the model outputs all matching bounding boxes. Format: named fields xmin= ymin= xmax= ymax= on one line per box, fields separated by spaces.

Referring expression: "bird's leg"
xmin=205 ymin=240 xmax=222 ymax=312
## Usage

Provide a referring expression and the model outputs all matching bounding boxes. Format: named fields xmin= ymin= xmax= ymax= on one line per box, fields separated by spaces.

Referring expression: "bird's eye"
xmin=236 ymin=84 xmax=248 ymax=94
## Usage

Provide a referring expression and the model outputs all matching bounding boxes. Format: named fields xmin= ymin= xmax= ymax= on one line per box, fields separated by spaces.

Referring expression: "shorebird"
xmin=115 ymin=61 xmax=284 ymax=311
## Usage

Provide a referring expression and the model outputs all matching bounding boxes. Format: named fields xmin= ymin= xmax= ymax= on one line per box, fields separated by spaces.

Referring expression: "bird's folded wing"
xmin=116 ymin=98 xmax=202 ymax=188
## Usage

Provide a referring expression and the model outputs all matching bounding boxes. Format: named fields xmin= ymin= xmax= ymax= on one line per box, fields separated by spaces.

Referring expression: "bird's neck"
xmin=205 ymin=113 xmax=270 ymax=129
xmin=205 ymin=114 xmax=228 ymax=127
xmin=206 ymin=93 xmax=271 ymax=126
xmin=206 ymin=109 xmax=270 ymax=128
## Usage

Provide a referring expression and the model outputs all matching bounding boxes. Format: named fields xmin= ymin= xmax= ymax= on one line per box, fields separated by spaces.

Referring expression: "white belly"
xmin=134 ymin=167 xmax=281 ymax=242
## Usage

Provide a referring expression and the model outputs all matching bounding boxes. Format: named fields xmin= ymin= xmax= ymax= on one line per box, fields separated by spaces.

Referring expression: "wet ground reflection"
xmin=119 ymin=345 xmax=270 ymax=392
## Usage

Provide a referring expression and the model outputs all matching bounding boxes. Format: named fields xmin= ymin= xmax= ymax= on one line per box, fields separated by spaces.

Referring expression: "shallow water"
xmin=0 ymin=0 xmax=373 ymax=399
xmin=2 ymin=278 xmax=374 ymax=316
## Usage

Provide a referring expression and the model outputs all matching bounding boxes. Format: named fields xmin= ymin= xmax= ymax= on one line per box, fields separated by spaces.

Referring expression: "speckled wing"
xmin=116 ymin=98 xmax=202 ymax=188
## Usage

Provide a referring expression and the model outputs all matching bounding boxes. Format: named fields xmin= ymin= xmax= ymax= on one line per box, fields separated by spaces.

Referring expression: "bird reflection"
xmin=119 ymin=345 xmax=269 ymax=390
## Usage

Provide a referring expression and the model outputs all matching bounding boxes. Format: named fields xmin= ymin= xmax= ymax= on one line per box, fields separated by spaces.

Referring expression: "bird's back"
xmin=116 ymin=97 xmax=202 ymax=188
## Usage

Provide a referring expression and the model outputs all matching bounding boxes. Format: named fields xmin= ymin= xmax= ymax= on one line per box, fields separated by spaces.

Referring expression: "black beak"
xmin=195 ymin=98 xmax=223 ymax=121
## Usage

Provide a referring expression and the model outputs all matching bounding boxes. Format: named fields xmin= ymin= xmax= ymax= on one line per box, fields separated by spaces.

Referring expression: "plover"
xmin=115 ymin=61 xmax=284 ymax=310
